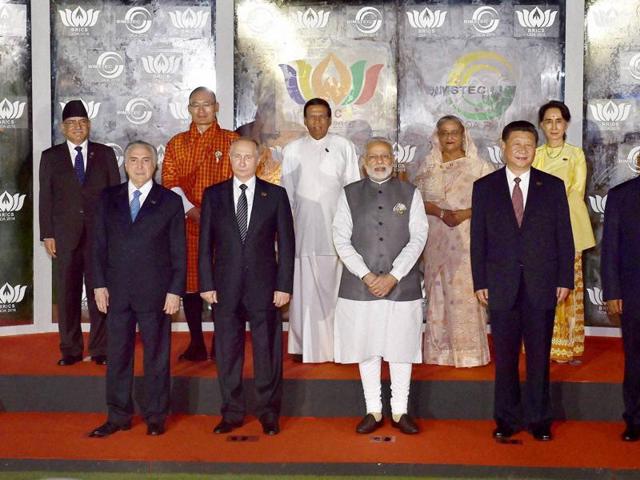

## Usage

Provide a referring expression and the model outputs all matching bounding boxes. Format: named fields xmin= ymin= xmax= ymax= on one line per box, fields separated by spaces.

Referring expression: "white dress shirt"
xmin=505 ymin=167 xmax=531 ymax=208
xmin=128 ymin=179 xmax=153 ymax=207
xmin=233 ymin=175 xmax=256 ymax=223
xmin=67 ymin=139 xmax=88 ymax=170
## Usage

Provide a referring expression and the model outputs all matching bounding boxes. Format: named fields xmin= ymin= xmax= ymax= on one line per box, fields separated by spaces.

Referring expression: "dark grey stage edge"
xmin=2 ymin=459 xmax=640 ymax=479
xmin=0 ymin=376 xmax=624 ymax=421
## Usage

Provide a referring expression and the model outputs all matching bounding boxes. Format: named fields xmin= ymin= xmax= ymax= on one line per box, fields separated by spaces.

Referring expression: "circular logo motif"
xmin=106 ymin=143 xmax=124 ymax=167
xmin=627 ymin=146 xmax=640 ymax=174
xmin=446 ymin=50 xmax=515 ymax=122
xmin=245 ymin=5 xmax=275 ymax=34
xmin=629 ymin=53 xmax=640 ymax=81
xmin=125 ymin=7 xmax=152 ymax=34
xmin=472 ymin=6 xmax=500 ymax=34
xmin=354 ymin=7 xmax=383 ymax=34
xmin=96 ymin=52 xmax=124 ymax=79
xmin=124 ymin=98 xmax=153 ymax=125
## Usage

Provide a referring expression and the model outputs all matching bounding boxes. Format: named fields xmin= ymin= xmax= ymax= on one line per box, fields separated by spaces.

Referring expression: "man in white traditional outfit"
xmin=282 ymin=98 xmax=361 ymax=363
xmin=333 ymin=139 xmax=428 ymax=435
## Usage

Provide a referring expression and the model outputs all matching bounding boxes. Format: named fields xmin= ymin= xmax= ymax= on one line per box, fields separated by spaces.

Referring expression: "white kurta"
xmin=282 ymin=133 xmax=360 ymax=362
xmin=332 ymin=185 xmax=428 ymax=364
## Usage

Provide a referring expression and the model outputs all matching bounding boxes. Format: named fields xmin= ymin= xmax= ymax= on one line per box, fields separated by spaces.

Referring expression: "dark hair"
xmin=189 ymin=86 xmax=216 ymax=103
xmin=436 ymin=115 xmax=465 ymax=132
xmin=303 ymin=98 xmax=332 ymax=118
xmin=538 ymin=100 xmax=571 ymax=123
xmin=501 ymin=121 xmax=539 ymax=144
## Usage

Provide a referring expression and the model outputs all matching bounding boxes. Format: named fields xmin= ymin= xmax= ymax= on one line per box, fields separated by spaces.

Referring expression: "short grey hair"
xmin=124 ymin=140 xmax=158 ymax=166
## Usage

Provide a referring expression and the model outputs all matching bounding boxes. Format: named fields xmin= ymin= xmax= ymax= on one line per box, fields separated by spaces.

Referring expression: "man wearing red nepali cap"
xmin=39 ymin=100 xmax=120 ymax=366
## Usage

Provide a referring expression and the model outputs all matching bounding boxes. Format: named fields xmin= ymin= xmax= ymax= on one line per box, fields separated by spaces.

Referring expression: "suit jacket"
xmin=198 ymin=177 xmax=295 ymax=311
xmin=601 ymin=176 xmax=640 ymax=310
xmin=470 ymin=167 xmax=575 ymax=310
xmin=92 ymin=182 xmax=186 ymax=313
xmin=39 ymin=141 xmax=120 ymax=251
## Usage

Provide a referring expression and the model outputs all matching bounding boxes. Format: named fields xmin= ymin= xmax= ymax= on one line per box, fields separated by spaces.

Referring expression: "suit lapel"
xmin=133 ymin=182 xmax=161 ymax=224
xmin=521 ymin=168 xmax=542 ymax=227
xmin=84 ymin=141 xmax=96 ymax=184
xmin=498 ymin=168 xmax=520 ymax=231
xmin=113 ymin=183 xmax=132 ymax=225
xmin=246 ymin=178 xmax=267 ymax=241
xmin=224 ymin=180 xmax=243 ymax=242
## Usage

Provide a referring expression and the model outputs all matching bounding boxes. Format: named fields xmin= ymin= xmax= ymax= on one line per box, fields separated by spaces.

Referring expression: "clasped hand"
xmin=362 ymin=272 xmax=398 ymax=298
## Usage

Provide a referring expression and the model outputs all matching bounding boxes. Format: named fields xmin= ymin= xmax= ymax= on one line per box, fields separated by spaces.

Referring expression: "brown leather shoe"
xmin=391 ymin=414 xmax=419 ymax=434
xmin=356 ymin=414 xmax=383 ymax=434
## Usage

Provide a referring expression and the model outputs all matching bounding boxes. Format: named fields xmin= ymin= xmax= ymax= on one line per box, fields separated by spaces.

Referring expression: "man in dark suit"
xmin=601 ymin=172 xmax=640 ymax=442
xmin=39 ymin=100 xmax=120 ymax=366
xmin=199 ymin=137 xmax=295 ymax=436
xmin=88 ymin=141 xmax=186 ymax=438
xmin=470 ymin=121 xmax=574 ymax=441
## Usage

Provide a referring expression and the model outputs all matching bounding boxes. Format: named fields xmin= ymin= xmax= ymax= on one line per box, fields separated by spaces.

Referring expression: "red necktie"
xmin=512 ymin=177 xmax=524 ymax=227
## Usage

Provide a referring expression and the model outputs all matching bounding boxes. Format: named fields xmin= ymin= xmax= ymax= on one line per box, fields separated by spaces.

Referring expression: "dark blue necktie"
xmin=130 ymin=190 xmax=142 ymax=221
xmin=74 ymin=146 xmax=85 ymax=184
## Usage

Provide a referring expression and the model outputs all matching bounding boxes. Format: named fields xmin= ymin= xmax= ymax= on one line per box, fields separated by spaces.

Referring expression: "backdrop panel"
xmin=583 ymin=0 xmax=640 ymax=326
xmin=50 ymin=0 xmax=216 ymax=322
xmin=0 ymin=0 xmax=33 ymax=326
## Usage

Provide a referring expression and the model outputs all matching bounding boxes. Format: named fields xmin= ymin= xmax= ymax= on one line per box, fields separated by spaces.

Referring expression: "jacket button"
xmin=79 ymin=210 xmax=84 ymax=214
xmin=378 ymin=206 xmax=383 ymax=210
xmin=378 ymin=222 xmax=383 ymax=225
xmin=378 ymin=190 xmax=383 ymax=194
xmin=379 ymin=237 xmax=383 ymax=241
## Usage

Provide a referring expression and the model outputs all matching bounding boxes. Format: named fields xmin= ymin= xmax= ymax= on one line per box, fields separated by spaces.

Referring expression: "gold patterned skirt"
xmin=550 ymin=253 xmax=585 ymax=363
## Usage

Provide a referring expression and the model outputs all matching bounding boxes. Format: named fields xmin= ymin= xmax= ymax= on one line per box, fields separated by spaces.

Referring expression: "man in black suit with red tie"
xmin=199 ymin=137 xmax=295 ymax=436
xmin=39 ymin=100 xmax=120 ymax=366
xmin=88 ymin=141 xmax=186 ymax=438
xmin=470 ymin=121 xmax=574 ymax=441
xmin=601 ymin=171 xmax=640 ymax=442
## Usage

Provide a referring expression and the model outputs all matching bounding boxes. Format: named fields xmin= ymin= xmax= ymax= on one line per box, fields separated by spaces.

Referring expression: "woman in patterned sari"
xmin=415 ymin=116 xmax=494 ymax=367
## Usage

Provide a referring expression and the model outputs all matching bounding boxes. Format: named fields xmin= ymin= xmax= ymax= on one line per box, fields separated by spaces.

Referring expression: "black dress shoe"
xmin=88 ymin=421 xmax=131 ymax=438
xmin=260 ymin=417 xmax=280 ymax=435
xmin=213 ymin=419 xmax=243 ymax=434
xmin=178 ymin=346 xmax=208 ymax=362
xmin=391 ymin=414 xmax=419 ymax=434
xmin=530 ymin=425 xmax=552 ymax=441
xmin=493 ymin=425 xmax=517 ymax=439
xmin=356 ymin=413 xmax=383 ymax=434
xmin=290 ymin=354 xmax=303 ymax=363
xmin=622 ymin=425 xmax=640 ymax=442
xmin=146 ymin=422 xmax=166 ymax=436
xmin=57 ymin=355 xmax=83 ymax=366
xmin=92 ymin=355 xmax=107 ymax=365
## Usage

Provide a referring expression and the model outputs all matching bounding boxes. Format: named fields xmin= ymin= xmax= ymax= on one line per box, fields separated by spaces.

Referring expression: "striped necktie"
xmin=74 ymin=146 xmax=85 ymax=184
xmin=236 ymin=184 xmax=248 ymax=242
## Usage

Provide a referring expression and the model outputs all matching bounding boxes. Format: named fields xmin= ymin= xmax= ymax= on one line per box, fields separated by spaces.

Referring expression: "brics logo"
xmin=406 ymin=7 xmax=447 ymax=30
xmin=279 ymin=53 xmax=383 ymax=107
xmin=0 ymin=191 xmax=26 ymax=222
xmin=58 ymin=6 xmax=100 ymax=28
xmin=516 ymin=7 xmax=558 ymax=29
xmin=0 ymin=282 xmax=27 ymax=313
xmin=168 ymin=8 xmax=209 ymax=29
xmin=0 ymin=98 xmax=26 ymax=126
xmin=294 ymin=7 xmax=331 ymax=29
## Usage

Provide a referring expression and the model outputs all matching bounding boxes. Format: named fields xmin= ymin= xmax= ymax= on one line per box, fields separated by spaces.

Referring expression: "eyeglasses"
xmin=63 ymin=119 xmax=89 ymax=127
xmin=188 ymin=102 xmax=215 ymax=109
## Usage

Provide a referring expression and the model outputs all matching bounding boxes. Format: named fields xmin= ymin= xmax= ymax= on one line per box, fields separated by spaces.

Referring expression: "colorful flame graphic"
xmin=279 ymin=53 xmax=383 ymax=106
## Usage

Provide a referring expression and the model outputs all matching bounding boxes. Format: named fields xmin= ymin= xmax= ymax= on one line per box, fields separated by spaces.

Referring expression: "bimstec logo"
xmin=0 ymin=98 xmax=26 ymax=128
xmin=0 ymin=282 xmax=27 ymax=313
xmin=59 ymin=100 xmax=101 ymax=119
xmin=120 ymin=6 xmax=153 ymax=34
xmin=91 ymin=52 xmax=124 ymax=79
xmin=589 ymin=100 xmax=631 ymax=128
xmin=431 ymin=51 xmax=515 ymax=122
xmin=516 ymin=6 xmax=557 ymax=34
xmin=0 ymin=191 xmax=26 ymax=222
xmin=294 ymin=7 xmax=330 ymax=29
xmin=141 ymin=54 xmax=181 ymax=75
xmin=58 ymin=6 xmax=100 ymax=33
xmin=349 ymin=7 xmax=383 ymax=34
xmin=487 ymin=146 xmax=504 ymax=166
xmin=168 ymin=8 xmax=209 ymax=29
xmin=393 ymin=144 xmax=416 ymax=171
xmin=106 ymin=143 xmax=124 ymax=168
xmin=406 ymin=6 xmax=447 ymax=32
xmin=465 ymin=6 xmax=500 ymax=34
xmin=586 ymin=286 xmax=605 ymax=310
xmin=279 ymin=53 xmax=383 ymax=107
xmin=120 ymin=98 xmax=153 ymax=125
xmin=169 ymin=102 xmax=190 ymax=121
xmin=588 ymin=194 xmax=607 ymax=217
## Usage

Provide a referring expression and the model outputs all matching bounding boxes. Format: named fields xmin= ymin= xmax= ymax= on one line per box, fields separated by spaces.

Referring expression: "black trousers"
xmin=621 ymin=305 xmax=640 ymax=427
xmin=106 ymin=307 xmax=171 ymax=426
xmin=214 ymin=299 xmax=282 ymax=424
xmin=490 ymin=277 xmax=555 ymax=430
xmin=55 ymin=231 xmax=105 ymax=357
